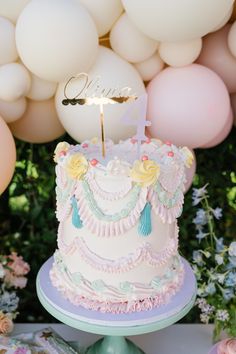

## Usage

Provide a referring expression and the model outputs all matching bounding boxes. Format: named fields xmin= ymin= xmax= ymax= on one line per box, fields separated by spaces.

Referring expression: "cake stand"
xmin=36 ymin=257 xmax=197 ymax=354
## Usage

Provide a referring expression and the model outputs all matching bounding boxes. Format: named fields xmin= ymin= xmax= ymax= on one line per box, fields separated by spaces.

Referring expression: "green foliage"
xmin=0 ymin=129 xmax=236 ymax=323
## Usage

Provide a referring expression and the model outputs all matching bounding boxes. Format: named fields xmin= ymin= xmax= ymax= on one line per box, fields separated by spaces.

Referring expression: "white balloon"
xmin=110 ymin=13 xmax=158 ymax=63
xmin=134 ymin=52 xmax=164 ymax=81
xmin=122 ymin=0 xmax=234 ymax=42
xmin=0 ymin=63 xmax=31 ymax=102
xmin=212 ymin=5 xmax=233 ymax=32
xmin=55 ymin=46 xmax=145 ymax=142
xmin=0 ymin=0 xmax=30 ymax=24
xmin=159 ymin=38 xmax=202 ymax=67
xmin=27 ymin=73 xmax=57 ymax=101
xmin=79 ymin=0 xmax=123 ymax=37
xmin=16 ymin=0 xmax=98 ymax=82
xmin=0 ymin=17 xmax=18 ymax=65
xmin=0 ymin=97 xmax=27 ymax=123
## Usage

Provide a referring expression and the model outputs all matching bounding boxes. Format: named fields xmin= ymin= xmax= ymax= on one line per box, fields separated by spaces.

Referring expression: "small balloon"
xmin=0 ymin=116 xmax=16 ymax=195
xmin=134 ymin=52 xmax=164 ymax=82
xmin=26 ymin=73 xmax=57 ymax=101
xmin=0 ymin=97 xmax=27 ymax=123
xmin=0 ymin=16 xmax=18 ymax=65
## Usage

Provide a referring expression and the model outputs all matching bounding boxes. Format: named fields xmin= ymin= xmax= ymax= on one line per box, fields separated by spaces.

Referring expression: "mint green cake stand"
xmin=36 ymin=257 xmax=196 ymax=354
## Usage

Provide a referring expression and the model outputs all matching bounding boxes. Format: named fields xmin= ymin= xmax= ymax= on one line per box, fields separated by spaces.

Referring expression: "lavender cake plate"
xmin=36 ymin=257 xmax=196 ymax=354
xmin=208 ymin=344 xmax=218 ymax=354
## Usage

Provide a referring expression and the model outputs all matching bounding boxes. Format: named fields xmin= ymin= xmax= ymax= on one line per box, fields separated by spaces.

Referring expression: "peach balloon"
xmin=230 ymin=93 xmax=236 ymax=126
xmin=159 ymin=38 xmax=202 ymax=67
xmin=0 ymin=97 xmax=27 ymax=123
xmin=201 ymin=108 xmax=233 ymax=148
xmin=0 ymin=63 xmax=31 ymax=102
xmin=9 ymin=99 xmax=65 ymax=143
xmin=0 ymin=16 xmax=18 ymax=65
xmin=184 ymin=149 xmax=196 ymax=193
xmin=147 ymin=64 xmax=230 ymax=148
xmin=110 ymin=13 xmax=158 ymax=63
xmin=134 ymin=52 xmax=164 ymax=81
xmin=0 ymin=116 xmax=16 ymax=195
xmin=228 ymin=21 xmax=236 ymax=59
xmin=197 ymin=25 xmax=236 ymax=93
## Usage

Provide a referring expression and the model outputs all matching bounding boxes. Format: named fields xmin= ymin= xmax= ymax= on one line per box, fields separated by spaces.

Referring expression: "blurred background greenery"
xmin=0 ymin=129 xmax=236 ymax=323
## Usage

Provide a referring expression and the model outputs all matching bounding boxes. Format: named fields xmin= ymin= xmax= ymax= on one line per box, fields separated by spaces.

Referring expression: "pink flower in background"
xmin=4 ymin=271 xmax=27 ymax=289
xmin=14 ymin=348 xmax=29 ymax=354
xmin=7 ymin=253 xmax=30 ymax=276
xmin=0 ymin=312 xmax=14 ymax=334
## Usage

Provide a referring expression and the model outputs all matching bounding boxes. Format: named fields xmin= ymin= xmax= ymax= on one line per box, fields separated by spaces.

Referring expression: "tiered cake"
xmin=50 ymin=137 xmax=193 ymax=313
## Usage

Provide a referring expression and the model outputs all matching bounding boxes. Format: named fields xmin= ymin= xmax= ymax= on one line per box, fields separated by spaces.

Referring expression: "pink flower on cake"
xmin=53 ymin=141 xmax=70 ymax=162
xmin=0 ymin=312 xmax=14 ymax=335
xmin=217 ymin=338 xmax=236 ymax=354
xmin=66 ymin=153 xmax=88 ymax=180
xmin=7 ymin=252 xmax=30 ymax=276
xmin=130 ymin=159 xmax=160 ymax=187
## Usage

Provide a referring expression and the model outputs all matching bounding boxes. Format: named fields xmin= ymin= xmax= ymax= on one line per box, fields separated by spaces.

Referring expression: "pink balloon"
xmin=197 ymin=25 xmax=236 ymax=93
xmin=201 ymin=108 xmax=233 ymax=148
xmin=147 ymin=64 xmax=230 ymax=148
xmin=184 ymin=149 xmax=196 ymax=193
xmin=230 ymin=93 xmax=236 ymax=126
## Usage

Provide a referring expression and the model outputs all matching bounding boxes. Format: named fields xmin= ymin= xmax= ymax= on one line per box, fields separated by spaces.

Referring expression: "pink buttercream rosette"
xmin=208 ymin=338 xmax=236 ymax=354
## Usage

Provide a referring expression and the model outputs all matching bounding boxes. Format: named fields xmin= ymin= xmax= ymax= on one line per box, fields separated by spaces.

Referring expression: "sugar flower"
xmin=130 ymin=159 xmax=160 ymax=187
xmin=217 ymin=338 xmax=236 ymax=354
xmin=66 ymin=153 xmax=88 ymax=180
xmin=0 ymin=312 xmax=14 ymax=335
xmin=54 ymin=142 xmax=70 ymax=162
xmin=181 ymin=146 xmax=194 ymax=168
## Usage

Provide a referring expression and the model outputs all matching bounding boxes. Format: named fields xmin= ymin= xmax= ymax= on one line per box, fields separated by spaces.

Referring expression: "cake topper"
xmin=62 ymin=73 xmax=137 ymax=157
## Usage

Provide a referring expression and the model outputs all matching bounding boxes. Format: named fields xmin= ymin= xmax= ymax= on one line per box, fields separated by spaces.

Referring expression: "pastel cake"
xmin=50 ymin=137 xmax=193 ymax=313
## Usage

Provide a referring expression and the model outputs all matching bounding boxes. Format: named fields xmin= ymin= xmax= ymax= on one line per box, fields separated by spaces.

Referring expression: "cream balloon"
xmin=0 ymin=116 xmax=16 ymax=195
xmin=228 ymin=21 xmax=236 ymax=59
xmin=26 ymin=73 xmax=57 ymax=101
xmin=110 ymin=13 xmax=158 ymax=63
xmin=0 ymin=0 xmax=30 ymax=24
xmin=122 ymin=0 xmax=233 ymax=42
xmin=0 ymin=16 xmax=18 ymax=65
xmin=159 ymin=38 xmax=202 ymax=67
xmin=212 ymin=5 xmax=233 ymax=32
xmin=79 ymin=0 xmax=123 ymax=37
xmin=0 ymin=63 xmax=31 ymax=102
xmin=134 ymin=52 xmax=164 ymax=81
xmin=0 ymin=97 xmax=27 ymax=123
xmin=55 ymin=46 xmax=145 ymax=143
xmin=198 ymin=25 xmax=236 ymax=93
xmin=184 ymin=149 xmax=196 ymax=193
xmin=9 ymin=99 xmax=65 ymax=143
xmin=16 ymin=0 xmax=98 ymax=82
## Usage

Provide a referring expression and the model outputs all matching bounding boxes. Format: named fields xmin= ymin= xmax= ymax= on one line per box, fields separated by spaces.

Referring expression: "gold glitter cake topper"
xmin=62 ymin=73 xmax=150 ymax=158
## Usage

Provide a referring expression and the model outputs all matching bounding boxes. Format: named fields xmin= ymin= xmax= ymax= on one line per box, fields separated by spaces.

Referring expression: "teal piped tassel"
xmin=71 ymin=196 xmax=83 ymax=228
xmin=138 ymin=202 xmax=152 ymax=236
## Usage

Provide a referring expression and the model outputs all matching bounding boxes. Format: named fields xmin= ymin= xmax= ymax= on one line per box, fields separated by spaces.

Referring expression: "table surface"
xmin=13 ymin=323 xmax=214 ymax=354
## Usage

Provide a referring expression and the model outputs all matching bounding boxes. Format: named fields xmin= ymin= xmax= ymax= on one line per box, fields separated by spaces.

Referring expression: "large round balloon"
xmin=230 ymin=93 xmax=236 ymax=126
xmin=184 ymin=149 xmax=196 ymax=193
xmin=201 ymin=108 xmax=233 ymax=148
xmin=0 ymin=116 xmax=16 ymax=195
xmin=159 ymin=38 xmax=202 ymax=67
xmin=0 ymin=63 xmax=31 ymax=102
xmin=197 ymin=25 xmax=236 ymax=93
xmin=26 ymin=73 xmax=57 ymax=101
xmin=0 ymin=0 xmax=30 ymax=24
xmin=228 ymin=21 xmax=236 ymax=59
xmin=134 ymin=52 xmax=164 ymax=81
xmin=16 ymin=0 xmax=98 ymax=82
xmin=147 ymin=64 xmax=230 ymax=148
xmin=110 ymin=13 xmax=158 ymax=63
xmin=79 ymin=0 xmax=123 ymax=37
xmin=9 ymin=98 xmax=65 ymax=143
xmin=122 ymin=0 xmax=233 ymax=42
xmin=55 ymin=46 xmax=145 ymax=142
xmin=0 ymin=97 xmax=27 ymax=123
xmin=0 ymin=16 xmax=18 ymax=65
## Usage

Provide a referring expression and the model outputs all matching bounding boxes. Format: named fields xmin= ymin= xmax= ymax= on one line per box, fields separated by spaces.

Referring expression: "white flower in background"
xmin=192 ymin=184 xmax=208 ymax=206
xmin=216 ymin=309 xmax=230 ymax=322
xmin=193 ymin=209 xmax=207 ymax=226
xmin=192 ymin=250 xmax=203 ymax=265
xmin=205 ymin=283 xmax=216 ymax=295
xmin=0 ymin=264 xmax=5 ymax=278
xmin=196 ymin=298 xmax=207 ymax=309
xmin=200 ymin=313 xmax=210 ymax=324
xmin=228 ymin=241 xmax=236 ymax=257
xmin=215 ymin=254 xmax=224 ymax=265
xmin=212 ymin=207 xmax=222 ymax=220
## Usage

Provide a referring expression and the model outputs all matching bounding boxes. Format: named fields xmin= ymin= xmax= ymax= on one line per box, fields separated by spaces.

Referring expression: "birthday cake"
xmin=50 ymin=137 xmax=193 ymax=313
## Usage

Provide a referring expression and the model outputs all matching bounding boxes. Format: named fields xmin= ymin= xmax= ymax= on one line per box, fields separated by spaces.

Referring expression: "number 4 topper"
xmin=121 ymin=93 xmax=151 ymax=158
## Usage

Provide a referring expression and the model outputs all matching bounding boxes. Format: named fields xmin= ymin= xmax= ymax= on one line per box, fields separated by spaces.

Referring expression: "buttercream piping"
xmin=50 ymin=256 xmax=184 ymax=314
xmin=74 ymin=182 xmax=148 ymax=237
xmin=57 ymin=224 xmax=179 ymax=272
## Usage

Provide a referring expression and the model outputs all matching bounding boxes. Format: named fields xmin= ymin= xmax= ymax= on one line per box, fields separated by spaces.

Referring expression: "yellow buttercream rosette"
xmin=130 ymin=159 xmax=160 ymax=187
xmin=54 ymin=142 xmax=70 ymax=162
xmin=66 ymin=153 xmax=88 ymax=180
xmin=181 ymin=146 xmax=194 ymax=168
